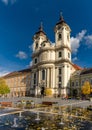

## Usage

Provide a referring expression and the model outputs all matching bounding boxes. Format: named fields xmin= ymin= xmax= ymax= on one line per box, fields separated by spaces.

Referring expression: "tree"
xmin=81 ymin=81 xmax=91 ymax=97
xmin=45 ymin=88 xmax=52 ymax=96
xmin=0 ymin=78 xmax=10 ymax=96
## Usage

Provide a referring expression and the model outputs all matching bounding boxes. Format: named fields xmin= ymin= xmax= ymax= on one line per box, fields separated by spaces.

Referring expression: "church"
xmin=30 ymin=14 xmax=82 ymax=97
xmin=2 ymin=14 xmax=92 ymax=98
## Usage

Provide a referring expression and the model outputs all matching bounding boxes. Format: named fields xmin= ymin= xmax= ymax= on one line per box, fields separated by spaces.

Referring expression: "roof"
xmin=71 ymin=70 xmax=82 ymax=76
xmin=35 ymin=23 xmax=46 ymax=36
xmin=56 ymin=16 xmax=66 ymax=25
xmin=80 ymin=68 xmax=92 ymax=75
xmin=2 ymin=68 xmax=31 ymax=78
xmin=73 ymin=64 xmax=83 ymax=70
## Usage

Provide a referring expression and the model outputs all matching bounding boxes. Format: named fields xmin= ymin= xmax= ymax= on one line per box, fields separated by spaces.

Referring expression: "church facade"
xmin=2 ymin=14 xmax=92 ymax=98
xmin=30 ymin=15 xmax=81 ymax=97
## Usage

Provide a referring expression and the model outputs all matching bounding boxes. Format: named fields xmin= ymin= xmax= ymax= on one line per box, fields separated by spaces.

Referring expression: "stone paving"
xmin=0 ymin=96 xmax=92 ymax=108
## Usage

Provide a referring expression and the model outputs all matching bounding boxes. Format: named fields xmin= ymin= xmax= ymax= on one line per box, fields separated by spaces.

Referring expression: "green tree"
xmin=0 ymin=78 xmax=10 ymax=96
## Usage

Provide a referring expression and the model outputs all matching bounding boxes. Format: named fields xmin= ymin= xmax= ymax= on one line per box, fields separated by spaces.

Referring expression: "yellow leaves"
xmin=81 ymin=81 xmax=91 ymax=95
xmin=45 ymin=88 xmax=52 ymax=96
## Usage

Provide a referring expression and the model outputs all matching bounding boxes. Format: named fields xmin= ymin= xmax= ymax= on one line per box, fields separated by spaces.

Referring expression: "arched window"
xmin=58 ymin=33 xmax=62 ymax=40
xmin=42 ymin=70 xmax=45 ymax=80
xmin=35 ymin=43 xmax=38 ymax=49
xmin=58 ymin=51 xmax=62 ymax=58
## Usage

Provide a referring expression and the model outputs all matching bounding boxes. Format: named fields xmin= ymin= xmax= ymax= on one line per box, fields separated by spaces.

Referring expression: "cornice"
xmin=55 ymin=45 xmax=71 ymax=52
xmin=31 ymin=59 xmax=73 ymax=69
xmin=32 ymin=45 xmax=71 ymax=58
xmin=31 ymin=60 xmax=55 ymax=69
xmin=55 ymin=59 xmax=72 ymax=65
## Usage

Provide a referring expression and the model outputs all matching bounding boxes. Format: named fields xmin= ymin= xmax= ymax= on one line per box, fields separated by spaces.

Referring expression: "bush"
xmin=45 ymin=88 xmax=52 ymax=96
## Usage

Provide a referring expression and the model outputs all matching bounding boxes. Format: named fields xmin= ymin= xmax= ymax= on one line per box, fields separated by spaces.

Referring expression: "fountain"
xmin=19 ymin=111 xmax=22 ymax=118
xmin=41 ymin=127 xmax=45 ymax=130
xmin=35 ymin=112 xmax=40 ymax=121
xmin=0 ymin=103 xmax=91 ymax=130
xmin=75 ymin=110 xmax=78 ymax=116
xmin=12 ymin=118 xmax=18 ymax=127
xmin=59 ymin=118 xmax=64 ymax=125
xmin=58 ymin=106 xmax=61 ymax=115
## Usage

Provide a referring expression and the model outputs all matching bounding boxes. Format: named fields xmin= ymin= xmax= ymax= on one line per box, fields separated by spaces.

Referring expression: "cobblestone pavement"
xmin=0 ymin=96 xmax=92 ymax=108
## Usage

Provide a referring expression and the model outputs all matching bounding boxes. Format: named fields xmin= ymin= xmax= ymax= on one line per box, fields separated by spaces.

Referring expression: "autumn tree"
xmin=81 ymin=81 xmax=91 ymax=97
xmin=45 ymin=88 xmax=52 ymax=96
xmin=0 ymin=78 xmax=10 ymax=96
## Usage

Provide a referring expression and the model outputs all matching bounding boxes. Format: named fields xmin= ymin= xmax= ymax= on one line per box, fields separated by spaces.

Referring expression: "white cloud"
xmin=71 ymin=30 xmax=87 ymax=54
xmin=29 ymin=61 xmax=32 ymax=66
xmin=1 ymin=0 xmax=8 ymax=5
xmin=84 ymin=35 xmax=92 ymax=47
xmin=0 ymin=70 xmax=10 ymax=77
xmin=1 ymin=0 xmax=16 ymax=5
xmin=29 ymin=44 xmax=33 ymax=51
xmin=16 ymin=51 xmax=28 ymax=59
xmin=72 ymin=57 xmax=78 ymax=62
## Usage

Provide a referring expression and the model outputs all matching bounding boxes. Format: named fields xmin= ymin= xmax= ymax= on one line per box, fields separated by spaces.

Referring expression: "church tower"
xmin=33 ymin=23 xmax=48 ymax=52
xmin=55 ymin=13 xmax=71 ymax=49
xmin=54 ymin=14 xmax=72 ymax=96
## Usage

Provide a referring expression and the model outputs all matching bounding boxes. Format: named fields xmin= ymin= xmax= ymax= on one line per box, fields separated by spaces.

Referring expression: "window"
xmin=76 ymin=82 xmax=78 ymax=86
xmin=72 ymin=82 xmax=74 ymax=87
xmin=35 ymin=43 xmax=38 ymax=49
xmin=58 ymin=51 xmax=62 ymax=58
xmin=58 ymin=33 xmax=62 ymax=40
xmin=59 ymin=76 xmax=62 ymax=82
xmin=59 ymin=68 xmax=62 ymax=75
xmin=34 ymin=80 xmax=36 ymax=85
xmin=81 ymin=80 xmax=84 ymax=86
xmin=42 ymin=70 xmax=45 ymax=80
xmin=58 ymin=84 xmax=61 ymax=88
xmin=34 ymin=73 xmax=36 ymax=85
xmin=68 ymin=52 xmax=70 ymax=58
xmin=34 ymin=58 xmax=37 ymax=64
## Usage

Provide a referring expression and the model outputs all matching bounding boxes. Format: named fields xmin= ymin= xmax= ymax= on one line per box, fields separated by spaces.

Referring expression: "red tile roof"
xmin=73 ymin=64 xmax=82 ymax=70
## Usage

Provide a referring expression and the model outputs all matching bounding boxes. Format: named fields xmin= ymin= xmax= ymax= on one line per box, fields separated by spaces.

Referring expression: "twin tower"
xmin=30 ymin=15 xmax=74 ymax=97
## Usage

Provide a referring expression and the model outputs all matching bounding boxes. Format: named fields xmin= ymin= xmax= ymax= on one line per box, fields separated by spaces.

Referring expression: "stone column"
xmin=51 ymin=67 xmax=53 ymax=88
xmin=46 ymin=68 xmax=49 ymax=88
xmin=38 ymin=69 xmax=41 ymax=84
xmin=49 ymin=68 xmax=51 ymax=88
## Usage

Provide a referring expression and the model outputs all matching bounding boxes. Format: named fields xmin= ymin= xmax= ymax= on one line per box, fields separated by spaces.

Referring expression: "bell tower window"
xmin=58 ymin=33 xmax=62 ymax=40
xmin=58 ymin=51 xmax=62 ymax=58
xmin=35 ymin=43 xmax=38 ymax=49
xmin=34 ymin=58 xmax=37 ymax=64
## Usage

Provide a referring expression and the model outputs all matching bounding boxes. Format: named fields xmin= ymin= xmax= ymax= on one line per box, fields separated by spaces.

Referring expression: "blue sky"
xmin=0 ymin=0 xmax=92 ymax=76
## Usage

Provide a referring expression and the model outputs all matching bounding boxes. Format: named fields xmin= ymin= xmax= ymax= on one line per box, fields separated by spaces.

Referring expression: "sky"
xmin=0 ymin=0 xmax=92 ymax=76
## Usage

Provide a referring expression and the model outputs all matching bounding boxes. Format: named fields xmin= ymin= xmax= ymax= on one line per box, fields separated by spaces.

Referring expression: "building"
xmin=2 ymin=14 xmax=92 ymax=98
xmin=71 ymin=68 xmax=92 ymax=97
xmin=30 ymin=15 xmax=82 ymax=97
xmin=3 ymin=68 xmax=31 ymax=97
